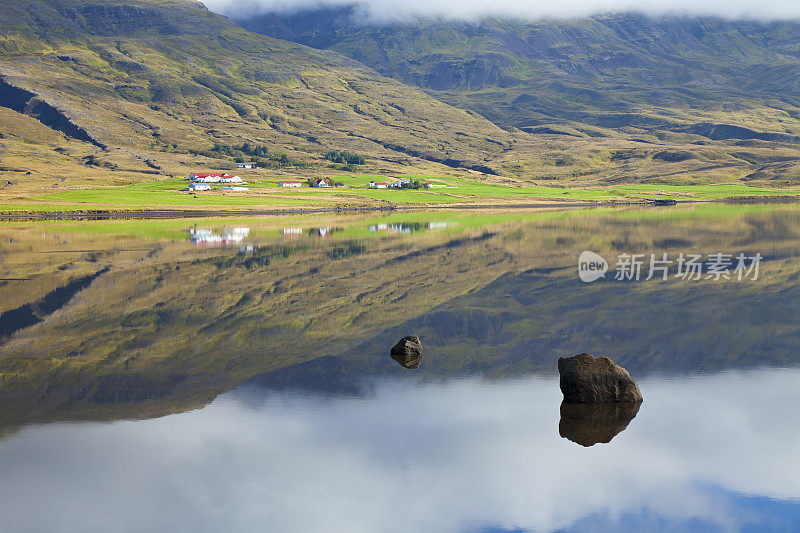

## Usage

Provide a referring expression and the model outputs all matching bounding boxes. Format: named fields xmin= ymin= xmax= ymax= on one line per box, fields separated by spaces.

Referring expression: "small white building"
xmin=368 ymin=181 xmax=388 ymax=189
xmin=221 ymin=186 xmax=249 ymax=191
xmin=237 ymin=162 xmax=257 ymax=169
xmin=186 ymin=183 xmax=211 ymax=191
xmin=279 ymin=181 xmax=303 ymax=187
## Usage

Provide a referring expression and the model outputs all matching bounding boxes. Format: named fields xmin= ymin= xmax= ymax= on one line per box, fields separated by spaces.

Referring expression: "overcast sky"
xmin=203 ymin=0 xmax=800 ymax=22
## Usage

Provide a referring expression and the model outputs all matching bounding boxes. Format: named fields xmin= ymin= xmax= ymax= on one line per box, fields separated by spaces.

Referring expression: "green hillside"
xmin=241 ymin=8 xmax=800 ymax=184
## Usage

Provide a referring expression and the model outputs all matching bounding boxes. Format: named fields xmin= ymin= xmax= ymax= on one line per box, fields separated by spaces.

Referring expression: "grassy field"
xmin=0 ymin=167 xmax=798 ymax=215
xmin=37 ymin=188 xmax=320 ymax=208
xmin=6 ymin=175 xmax=793 ymax=213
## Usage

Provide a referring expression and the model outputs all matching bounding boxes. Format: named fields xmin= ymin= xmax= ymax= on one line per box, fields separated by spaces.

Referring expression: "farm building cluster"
xmin=278 ymin=178 xmax=434 ymax=189
xmin=278 ymin=178 xmax=331 ymax=188
xmin=369 ymin=179 xmax=438 ymax=189
xmin=183 ymin=171 xmax=445 ymax=193
xmin=185 ymin=173 xmax=249 ymax=192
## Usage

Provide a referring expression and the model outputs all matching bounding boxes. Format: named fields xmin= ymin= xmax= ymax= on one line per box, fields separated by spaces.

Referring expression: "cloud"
xmin=202 ymin=0 xmax=800 ymax=22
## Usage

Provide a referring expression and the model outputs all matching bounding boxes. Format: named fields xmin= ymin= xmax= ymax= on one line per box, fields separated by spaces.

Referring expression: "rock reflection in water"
xmin=391 ymin=352 xmax=423 ymax=369
xmin=559 ymin=401 xmax=641 ymax=447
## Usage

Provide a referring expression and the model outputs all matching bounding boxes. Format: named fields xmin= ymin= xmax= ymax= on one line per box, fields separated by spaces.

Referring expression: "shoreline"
xmin=0 ymin=196 xmax=798 ymax=221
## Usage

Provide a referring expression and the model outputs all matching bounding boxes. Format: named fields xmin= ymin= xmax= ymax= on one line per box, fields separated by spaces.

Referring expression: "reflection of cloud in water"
xmin=0 ymin=369 xmax=798 ymax=532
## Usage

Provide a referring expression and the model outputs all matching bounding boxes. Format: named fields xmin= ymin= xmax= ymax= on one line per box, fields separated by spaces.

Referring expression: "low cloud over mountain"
xmin=203 ymin=0 xmax=800 ymax=22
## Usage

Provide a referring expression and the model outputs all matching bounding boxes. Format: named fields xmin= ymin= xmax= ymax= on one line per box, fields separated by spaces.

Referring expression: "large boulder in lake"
xmin=390 ymin=335 xmax=423 ymax=369
xmin=558 ymin=353 xmax=642 ymax=403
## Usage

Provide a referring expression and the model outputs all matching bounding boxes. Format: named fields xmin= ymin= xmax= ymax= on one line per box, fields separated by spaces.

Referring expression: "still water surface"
xmin=0 ymin=206 xmax=798 ymax=532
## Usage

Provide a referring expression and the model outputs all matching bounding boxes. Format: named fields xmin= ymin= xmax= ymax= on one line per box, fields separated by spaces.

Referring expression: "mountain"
xmin=2 ymin=0 xmax=800 ymax=203
xmin=241 ymin=8 xmax=800 ymax=131
xmin=0 ymin=0 xmax=514 ymax=185
xmin=240 ymin=7 xmax=800 ymax=183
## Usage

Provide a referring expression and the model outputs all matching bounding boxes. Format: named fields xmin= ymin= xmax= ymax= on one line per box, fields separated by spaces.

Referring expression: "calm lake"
xmin=0 ymin=205 xmax=799 ymax=532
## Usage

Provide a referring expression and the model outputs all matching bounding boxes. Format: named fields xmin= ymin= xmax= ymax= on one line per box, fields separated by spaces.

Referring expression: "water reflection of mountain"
xmin=242 ymin=356 xmax=364 ymax=397
xmin=347 ymin=260 xmax=800 ymax=376
xmin=1 ymin=206 xmax=800 ymax=427
xmin=0 ymin=268 xmax=108 ymax=344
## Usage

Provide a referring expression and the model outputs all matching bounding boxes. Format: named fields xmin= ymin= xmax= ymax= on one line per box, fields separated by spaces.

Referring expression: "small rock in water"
xmin=390 ymin=335 xmax=423 ymax=369
xmin=558 ymin=353 xmax=643 ymax=403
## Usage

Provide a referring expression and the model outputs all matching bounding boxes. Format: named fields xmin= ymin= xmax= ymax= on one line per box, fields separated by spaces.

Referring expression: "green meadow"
xmin=0 ymin=174 xmax=795 ymax=214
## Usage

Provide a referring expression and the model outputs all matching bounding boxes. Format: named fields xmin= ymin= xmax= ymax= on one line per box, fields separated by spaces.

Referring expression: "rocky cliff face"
xmin=0 ymin=0 xmax=234 ymax=39
xmin=65 ymin=4 xmax=181 ymax=36
xmin=238 ymin=9 xmax=800 ymax=134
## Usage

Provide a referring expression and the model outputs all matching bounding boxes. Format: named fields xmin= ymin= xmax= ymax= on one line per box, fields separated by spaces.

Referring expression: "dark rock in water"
xmin=558 ymin=353 xmax=643 ymax=403
xmin=391 ymin=335 xmax=422 ymax=356
xmin=559 ymin=401 xmax=641 ymax=447
xmin=390 ymin=335 xmax=423 ymax=369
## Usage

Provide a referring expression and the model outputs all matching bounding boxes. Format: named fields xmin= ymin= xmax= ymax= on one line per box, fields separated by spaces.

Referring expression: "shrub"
xmin=324 ymin=150 xmax=365 ymax=165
